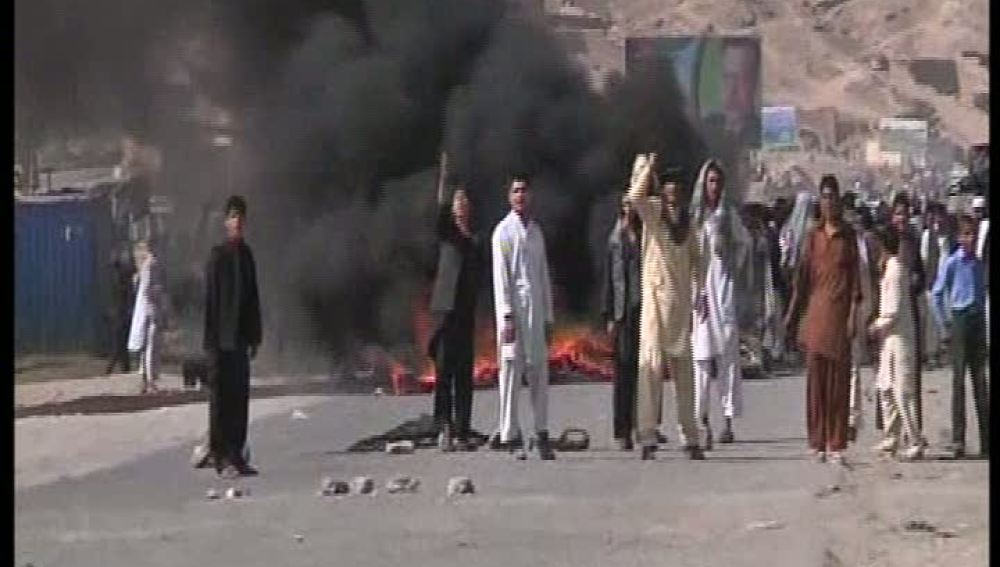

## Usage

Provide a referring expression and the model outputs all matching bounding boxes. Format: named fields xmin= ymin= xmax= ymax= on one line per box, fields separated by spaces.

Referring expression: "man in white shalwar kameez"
xmin=492 ymin=174 xmax=556 ymax=460
xmin=127 ymin=240 xmax=164 ymax=394
xmin=690 ymin=159 xmax=751 ymax=448
xmin=869 ymin=229 xmax=923 ymax=461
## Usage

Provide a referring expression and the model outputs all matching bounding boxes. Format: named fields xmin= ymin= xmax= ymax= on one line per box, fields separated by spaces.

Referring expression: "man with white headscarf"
xmin=690 ymin=159 xmax=751 ymax=448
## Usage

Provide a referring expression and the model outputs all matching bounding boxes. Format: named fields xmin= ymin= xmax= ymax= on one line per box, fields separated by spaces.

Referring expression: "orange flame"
xmin=389 ymin=289 xmax=616 ymax=395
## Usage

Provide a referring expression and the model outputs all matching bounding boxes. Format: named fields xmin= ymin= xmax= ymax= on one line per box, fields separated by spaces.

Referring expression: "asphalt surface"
xmin=15 ymin=368 xmax=989 ymax=567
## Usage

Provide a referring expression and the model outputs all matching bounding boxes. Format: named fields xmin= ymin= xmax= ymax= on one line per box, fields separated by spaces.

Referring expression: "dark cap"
xmin=660 ymin=166 xmax=685 ymax=185
xmin=819 ymin=174 xmax=840 ymax=197
xmin=225 ymin=195 xmax=247 ymax=216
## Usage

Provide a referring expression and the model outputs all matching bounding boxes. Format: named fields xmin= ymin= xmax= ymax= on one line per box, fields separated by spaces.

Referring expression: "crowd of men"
xmin=105 ymin=152 xmax=988 ymax=475
xmin=429 ymin=152 xmax=990 ymax=465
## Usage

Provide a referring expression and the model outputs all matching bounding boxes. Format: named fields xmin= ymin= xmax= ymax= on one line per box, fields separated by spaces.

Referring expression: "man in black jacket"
xmin=106 ymin=249 xmax=136 ymax=374
xmin=602 ymin=194 xmax=642 ymax=451
xmin=204 ymin=195 xmax=262 ymax=478
xmin=428 ymin=156 xmax=484 ymax=452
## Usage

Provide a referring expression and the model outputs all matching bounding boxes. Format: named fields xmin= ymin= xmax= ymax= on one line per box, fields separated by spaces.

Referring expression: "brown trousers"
xmin=806 ymin=353 xmax=850 ymax=452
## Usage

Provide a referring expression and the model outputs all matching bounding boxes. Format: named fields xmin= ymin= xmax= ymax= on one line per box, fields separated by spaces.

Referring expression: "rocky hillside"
xmin=557 ymin=0 xmax=989 ymax=150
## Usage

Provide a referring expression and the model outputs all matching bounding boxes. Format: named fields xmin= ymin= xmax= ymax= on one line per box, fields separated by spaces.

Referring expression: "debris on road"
xmin=814 ymin=484 xmax=842 ymax=498
xmin=351 ymin=476 xmax=375 ymax=495
xmin=205 ymin=488 xmax=220 ymax=500
xmin=293 ymin=534 xmax=305 ymax=543
xmin=447 ymin=477 xmax=475 ymax=496
xmin=291 ymin=409 xmax=310 ymax=420
xmin=557 ymin=428 xmax=590 ymax=451
xmin=320 ymin=477 xmax=350 ymax=496
xmin=746 ymin=520 xmax=785 ymax=531
xmin=902 ymin=519 xmax=936 ymax=533
xmin=386 ymin=476 xmax=420 ymax=494
xmin=385 ymin=440 xmax=415 ymax=455
xmin=891 ymin=472 xmax=904 ymax=480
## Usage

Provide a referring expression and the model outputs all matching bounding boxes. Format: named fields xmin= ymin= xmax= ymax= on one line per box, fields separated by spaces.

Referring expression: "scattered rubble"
xmin=225 ymin=487 xmax=246 ymax=499
xmin=351 ymin=476 xmax=375 ymax=495
xmin=386 ymin=476 xmax=420 ymax=494
xmin=814 ymin=484 xmax=842 ymax=498
xmin=385 ymin=441 xmax=415 ymax=455
xmin=746 ymin=520 xmax=785 ymax=531
xmin=902 ymin=519 xmax=936 ymax=533
xmin=447 ymin=477 xmax=475 ymax=496
xmin=319 ymin=477 xmax=350 ymax=496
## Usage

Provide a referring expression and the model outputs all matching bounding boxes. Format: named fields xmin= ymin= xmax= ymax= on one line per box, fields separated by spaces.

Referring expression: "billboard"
xmin=878 ymin=118 xmax=928 ymax=169
xmin=625 ymin=36 xmax=763 ymax=155
xmin=761 ymin=106 xmax=799 ymax=150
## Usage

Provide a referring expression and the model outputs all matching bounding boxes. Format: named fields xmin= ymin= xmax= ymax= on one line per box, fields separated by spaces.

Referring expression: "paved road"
xmin=15 ymin=368 xmax=988 ymax=567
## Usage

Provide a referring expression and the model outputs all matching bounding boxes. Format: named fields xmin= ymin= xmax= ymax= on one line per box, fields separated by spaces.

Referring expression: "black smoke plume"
xmin=16 ymin=0 xmax=706 ymax=372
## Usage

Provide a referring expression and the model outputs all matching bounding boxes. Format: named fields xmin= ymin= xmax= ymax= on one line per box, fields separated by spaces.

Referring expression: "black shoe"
xmin=847 ymin=425 xmax=857 ymax=443
xmin=234 ymin=460 xmax=259 ymax=477
xmin=684 ymin=445 xmax=705 ymax=460
xmin=488 ymin=433 xmax=503 ymax=450
xmin=718 ymin=428 xmax=734 ymax=444
xmin=640 ymin=446 xmax=656 ymax=460
xmin=947 ymin=444 xmax=966 ymax=460
xmin=454 ymin=438 xmax=474 ymax=452
xmin=535 ymin=431 xmax=556 ymax=460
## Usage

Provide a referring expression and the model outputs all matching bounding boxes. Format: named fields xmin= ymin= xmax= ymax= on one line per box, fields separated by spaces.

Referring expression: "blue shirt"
xmin=931 ymin=247 xmax=985 ymax=327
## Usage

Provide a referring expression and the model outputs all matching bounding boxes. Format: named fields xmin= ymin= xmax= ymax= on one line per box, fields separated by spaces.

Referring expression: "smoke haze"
xmin=16 ymin=0 xmax=708 ymax=372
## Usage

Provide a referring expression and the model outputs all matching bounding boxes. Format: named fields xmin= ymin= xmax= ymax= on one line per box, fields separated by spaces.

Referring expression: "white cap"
xmin=972 ymin=196 xmax=986 ymax=208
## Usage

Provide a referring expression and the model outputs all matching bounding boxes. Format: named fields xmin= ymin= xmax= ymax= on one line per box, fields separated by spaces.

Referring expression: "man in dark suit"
xmin=203 ymin=195 xmax=262 ymax=478
xmin=428 ymin=153 xmax=484 ymax=452
xmin=602 ymin=193 xmax=642 ymax=451
xmin=106 ymin=249 xmax=136 ymax=374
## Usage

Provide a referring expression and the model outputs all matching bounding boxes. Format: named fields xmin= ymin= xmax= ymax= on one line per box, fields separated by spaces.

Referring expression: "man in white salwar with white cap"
xmin=690 ymin=159 xmax=751 ymax=448
xmin=492 ymin=173 xmax=556 ymax=460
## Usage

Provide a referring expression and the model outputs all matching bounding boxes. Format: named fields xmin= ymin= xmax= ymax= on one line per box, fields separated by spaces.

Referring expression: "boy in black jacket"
xmin=204 ymin=195 xmax=262 ymax=478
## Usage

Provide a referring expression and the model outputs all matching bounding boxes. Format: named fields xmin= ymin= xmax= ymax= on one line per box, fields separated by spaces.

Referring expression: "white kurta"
xmin=127 ymin=255 xmax=164 ymax=385
xmin=692 ymin=207 xmax=746 ymax=359
xmin=872 ymin=256 xmax=920 ymax=448
xmin=127 ymin=256 xmax=162 ymax=351
xmin=692 ymin=206 xmax=747 ymax=420
xmin=873 ymin=257 xmax=916 ymax=391
xmin=492 ymin=211 xmax=554 ymax=440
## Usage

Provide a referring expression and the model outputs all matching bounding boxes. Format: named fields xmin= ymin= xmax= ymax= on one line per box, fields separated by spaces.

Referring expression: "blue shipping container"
xmin=16 ymin=193 xmax=114 ymax=354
